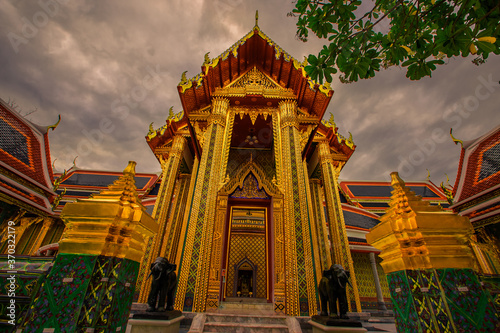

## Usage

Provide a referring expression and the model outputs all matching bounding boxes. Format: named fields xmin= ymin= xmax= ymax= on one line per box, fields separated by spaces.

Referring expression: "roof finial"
xmin=48 ymin=114 xmax=61 ymax=131
xmin=123 ymin=161 xmax=136 ymax=176
xmin=71 ymin=156 xmax=78 ymax=169
xmin=450 ymin=128 xmax=463 ymax=148
xmin=255 ymin=10 xmax=259 ymax=27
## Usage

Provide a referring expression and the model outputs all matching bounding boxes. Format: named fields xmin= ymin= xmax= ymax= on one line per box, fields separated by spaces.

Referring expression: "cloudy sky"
xmin=1 ymin=0 xmax=499 ymax=186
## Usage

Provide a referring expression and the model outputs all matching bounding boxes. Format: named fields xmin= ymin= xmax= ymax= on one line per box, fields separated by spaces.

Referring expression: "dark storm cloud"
xmin=1 ymin=0 xmax=499 ymax=186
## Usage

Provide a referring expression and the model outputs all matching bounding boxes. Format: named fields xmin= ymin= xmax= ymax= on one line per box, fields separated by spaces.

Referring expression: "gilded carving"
xmin=214 ymin=67 xmax=295 ymax=98
xmin=219 ymin=110 xmax=235 ymax=184
xmin=230 ymin=66 xmax=278 ymax=89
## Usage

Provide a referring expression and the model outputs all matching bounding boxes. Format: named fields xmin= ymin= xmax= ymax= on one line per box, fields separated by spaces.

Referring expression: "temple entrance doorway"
xmin=223 ymin=205 xmax=271 ymax=302
xmin=234 ymin=259 xmax=255 ymax=297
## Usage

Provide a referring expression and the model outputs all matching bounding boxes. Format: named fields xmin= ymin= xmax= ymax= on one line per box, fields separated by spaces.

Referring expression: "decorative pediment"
xmin=229 ymin=67 xmax=280 ymax=90
xmin=213 ymin=66 xmax=295 ymax=99
xmin=230 ymin=173 xmax=270 ymax=199
xmin=219 ymin=161 xmax=282 ymax=198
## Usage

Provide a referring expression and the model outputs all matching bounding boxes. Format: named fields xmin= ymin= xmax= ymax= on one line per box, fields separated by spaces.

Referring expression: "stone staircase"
xmin=203 ymin=313 xmax=291 ymax=332
xmin=188 ymin=299 xmax=301 ymax=332
xmin=218 ymin=298 xmax=275 ymax=314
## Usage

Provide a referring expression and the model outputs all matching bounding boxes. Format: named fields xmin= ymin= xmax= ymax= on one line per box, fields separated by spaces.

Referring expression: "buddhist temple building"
xmin=0 ymin=98 xmax=63 ymax=255
xmin=136 ymin=20 xmax=389 ymax=316
xmin=450 ymin=125 xmax=500 ymax=274
xmin=1 ymin=14 xmax=499 ymax=331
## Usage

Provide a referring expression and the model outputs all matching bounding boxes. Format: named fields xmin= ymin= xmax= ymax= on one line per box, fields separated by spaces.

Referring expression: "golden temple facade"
xmin=137 ymin=21 xmax=363 ymax=316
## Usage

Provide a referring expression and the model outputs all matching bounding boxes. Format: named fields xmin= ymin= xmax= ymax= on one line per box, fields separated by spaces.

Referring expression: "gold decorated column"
xmin=174 ymin=158 xmax=199 ymax=269
xmin=0 ymin=210 xmax=25 ymax=254
xmin=28 ymin=218 xmax=54 ymax=255
xmin=309 ymin=178 xmax=332 ymax=272
xmin=318 ymin=140 xmax=362 ymax=312
xmin=14 ymin=217 xmax=35 ymax=254
xmin=303 ymin=170 xmax=325 ymax=289
xmin=277 ymin=99 xmax=317 ymax=316
xmin=175 ymin=97 xmax=229 ymax=312
xmin=137 ymin=134 xmax=186 ymax=302
xmin=160 ymin=173 xmax=191 ymax=264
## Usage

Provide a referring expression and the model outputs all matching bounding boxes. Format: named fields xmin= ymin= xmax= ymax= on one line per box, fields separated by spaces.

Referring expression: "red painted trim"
xmin=346 ymin=226 xmax=370 ymax=231
xmin=341 ymin=203 xmax=380 ymax=219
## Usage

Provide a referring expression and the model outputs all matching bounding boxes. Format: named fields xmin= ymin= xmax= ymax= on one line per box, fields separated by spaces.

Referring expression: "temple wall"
xmin=351 ymin=252 xmax=390 ymax=299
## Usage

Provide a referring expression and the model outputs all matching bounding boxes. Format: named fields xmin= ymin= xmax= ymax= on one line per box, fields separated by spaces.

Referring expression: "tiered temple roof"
xmin=52 ymin=168 xmax=158 ymax=214
xmin=145 ymin=22 xmax=355 ymax=166
xmin=0 ymin=98 xmax=57 ymax=215
xmin=451 ymin=125 xmax=500 ymax=230
xmin=340 ymin=180 xmax=449 ymax=215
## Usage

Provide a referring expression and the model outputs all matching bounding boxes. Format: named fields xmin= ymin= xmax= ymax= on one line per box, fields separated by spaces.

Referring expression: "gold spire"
xmin=390 ymin=171 xmax=406 ymax=189
xmin=366 ymin=172 xmax=475 ymax=274
xmin=59 ymin=161 xmax=157 ymax=262
xmin=123 ymin=160 xmax=136 ymax=176
xmin=255 ymin=10 xmax=259 ymax=27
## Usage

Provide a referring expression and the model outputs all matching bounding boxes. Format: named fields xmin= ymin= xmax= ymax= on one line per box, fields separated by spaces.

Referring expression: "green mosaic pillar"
xmin=22 ymin=162 xmax=157 ymax=332
xmin=386 ymin=268 xmax=499 ymax=332
xmin=367 ymin=172 xmax=499 ymax=332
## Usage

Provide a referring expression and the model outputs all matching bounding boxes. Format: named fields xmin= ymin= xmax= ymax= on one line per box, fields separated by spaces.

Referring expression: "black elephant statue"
xmin=146 ymin=257 xmax=177 ymax=312
xmin=318 ymin=264 xmax=352 ymax=319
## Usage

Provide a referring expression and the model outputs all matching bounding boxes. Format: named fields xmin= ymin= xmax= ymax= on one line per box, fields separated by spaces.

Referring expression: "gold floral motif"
xmin=230 ymin=66 xmax=279 ymax=90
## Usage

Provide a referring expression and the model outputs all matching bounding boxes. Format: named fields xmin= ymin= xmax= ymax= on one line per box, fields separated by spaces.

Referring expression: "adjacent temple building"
xmin=0 ymin=15 xmax=498 ymax=332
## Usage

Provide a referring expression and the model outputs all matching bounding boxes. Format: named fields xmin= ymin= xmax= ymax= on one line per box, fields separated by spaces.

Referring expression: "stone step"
xmin=225 ymin=297 xmax=268 ymax=303
xmin=203 ymin=321 xmax=289 ymax=332
xmin=219 ymin=301 xmax=275 ymax=311
xmin=206 ymin=313 xmax=287 ymax=325
xmin=368 ymin=317 xmax=395 ymax=323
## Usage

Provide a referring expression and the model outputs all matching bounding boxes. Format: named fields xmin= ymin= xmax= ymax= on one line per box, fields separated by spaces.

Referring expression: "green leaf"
xmin=476 ymin=41 xmax=497 ymax=53
xmin=293 ymin=0 xmax=499 ymax=83
xmin=307 ymin=55 xmax=319 ymax=66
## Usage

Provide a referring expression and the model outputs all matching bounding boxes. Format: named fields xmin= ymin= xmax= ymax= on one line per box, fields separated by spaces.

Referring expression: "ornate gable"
xmin=229 ymin=67 xmax=281 ymax=89
xmin=177 ymin=25 xmax=333 ymax=118
xmin=0 ymin=98 xmax=57 ymax=215
xmin=214 ymin=66 xmax=295 ymax=99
